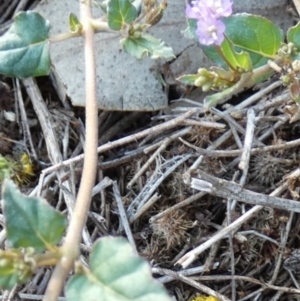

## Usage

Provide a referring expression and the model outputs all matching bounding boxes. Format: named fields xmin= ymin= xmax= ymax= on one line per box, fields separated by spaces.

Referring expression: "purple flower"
xmin=186 ymin=0 xmax=233 ymax=46
xmin=186 ymin=1 xmax=202 ymax=20
xmin=186 ymin=0 xmax=233 ymax=19
xmin=196 ymin=16 xmax=226 ymax=46
xmin=203 ymin=0 xmax=233 ymax=18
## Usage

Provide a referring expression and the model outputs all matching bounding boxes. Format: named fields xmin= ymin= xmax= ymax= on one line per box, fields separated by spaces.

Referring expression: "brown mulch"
xmin=2 ymin=1 xmax=300 ymax=301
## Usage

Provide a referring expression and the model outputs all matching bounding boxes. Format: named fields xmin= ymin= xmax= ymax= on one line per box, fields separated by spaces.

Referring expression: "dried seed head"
xmin=151 ymin=211 xmax=194 ymax=249
xmin=139 ymin=238 xmax=168 ymax=263
xmin=250 ymin=154 xmax=286 ymax=186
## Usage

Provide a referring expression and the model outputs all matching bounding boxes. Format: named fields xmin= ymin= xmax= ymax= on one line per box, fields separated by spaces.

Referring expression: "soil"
xmin=1 ymin=1 xmax=300 ymax=301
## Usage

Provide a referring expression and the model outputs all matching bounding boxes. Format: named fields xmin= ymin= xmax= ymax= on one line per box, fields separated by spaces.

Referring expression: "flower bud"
xmin=292 ymin=60 xmax=300 ymax=72
xmin=197 ymin=68 xmax=209 ymax=76
xmin=281 ymin=45 xmax=288 ymax=53
xmin=0 ymin=258 xmax=10 ymax=267
xmin=202 ymin=82 xmax=213 ymax=92
xmin=281 ymin=74 xmax=292 ymax=85
xmin=194 ymin=75 xmax=208 ymax=87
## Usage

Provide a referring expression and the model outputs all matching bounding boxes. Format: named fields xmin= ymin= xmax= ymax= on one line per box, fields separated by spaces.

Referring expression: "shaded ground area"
xmin=2 ymin=1 xmax=300 ymax=301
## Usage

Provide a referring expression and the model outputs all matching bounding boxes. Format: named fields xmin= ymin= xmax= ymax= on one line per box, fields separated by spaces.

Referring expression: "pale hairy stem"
xmin=44 ymin=0 xmax=98 ymax=300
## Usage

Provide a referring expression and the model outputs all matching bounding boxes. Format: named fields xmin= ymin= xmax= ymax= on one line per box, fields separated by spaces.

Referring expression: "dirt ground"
xmin=2 ymin=1 xmax=300 ymax=301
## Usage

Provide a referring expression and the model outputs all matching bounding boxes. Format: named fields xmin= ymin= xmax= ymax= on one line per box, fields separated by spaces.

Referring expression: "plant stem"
xmin=49 ymin=31 xmax=82 ymax=43
xmin=49 ymin=20 xmax=112 ymax=43
xmin=44 ymin=0 xmax=98 ymax=299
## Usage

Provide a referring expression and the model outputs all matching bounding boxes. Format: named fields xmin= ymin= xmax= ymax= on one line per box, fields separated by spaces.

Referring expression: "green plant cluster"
xmin=179 ymin=14 xmax=300 ymax=107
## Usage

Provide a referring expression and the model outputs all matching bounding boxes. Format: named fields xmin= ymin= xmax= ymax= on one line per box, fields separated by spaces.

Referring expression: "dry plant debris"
xmin=2 ymin=2 xmax=300 ymax=301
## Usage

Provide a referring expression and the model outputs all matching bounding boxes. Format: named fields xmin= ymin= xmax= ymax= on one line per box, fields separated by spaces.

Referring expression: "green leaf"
xmin=177 ymin=74 xmax=200 ymax=85
xmin=287 ymin=21 xmax=300 ymax=50
xmin=223 ymin=14 xmax=283 ymax=59
xmin=69 ymin=13 xmax=82 ymax=33
xmin=0 ymin=11 xmax=50 ymax=78
xmin=2 ymin=180 xmax=67 ymax=252
xmin=108 ymin=0 xmax=137 ymax=30
xmin=65 ymin=236 xmax=172 ymax=301
xmin=121 ymin=33 xmax=175 ymax=59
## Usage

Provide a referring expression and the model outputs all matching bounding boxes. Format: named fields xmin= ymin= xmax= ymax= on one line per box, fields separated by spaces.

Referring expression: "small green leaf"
xmin=177 ymin=74 xmax=200 ymax=85
xmin=108 ymin=0 xmax=137 ymax=30
xmin=182 ymin=18 xmax=198 ymax=41
xmin=121 ymin=33 xmax=175 ymax=59
xmin=65 ymin=236 xmax=172 ymax=301
xmin=287 ymin=21 xmax=300 ymax=50
xmin=0 ymin=11 xmax=50 ymax=78
xmin=2 ymin=180 xmax=67 ymax=252
xmin=69 ymin=13 xmax=82 ymax=33
xmin=219 ymin=37 xmax=252 ymax=72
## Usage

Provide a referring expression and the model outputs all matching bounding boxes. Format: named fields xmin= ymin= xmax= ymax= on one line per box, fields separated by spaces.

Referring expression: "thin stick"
xmin=268 ymin=212 xmax=294 ymax=284
xmin=179 ymin=136 xmax=300 ymax=157
xmin=239 ymin=109 xmax=256 ymax=170
xmin=227 ymin=199 xmax=236 ymax=301
xmin=183 ymin=118 xmax=225 ymax=129
xmin=112 ymin=182 xmax=137 ymax=252
xmin=15 ymin=79 xmax=38 ymax=160
xmin=130 ymin=193 xmax=161 ymax=224
xmin=153 ymin=267 xmax=230 ymax=301
xmin=143 ymin=127 xmax=191 ymax=154
xmin=230 ymin=90 xmax=289 ymax=117
xmin=156 ymin=262 xmax=219 ymax=283
xmin=192 ymin=170 xmax=300 ymax=213
xmin=149 ymin=191 xmax=205 ymax=223
xmin=225 ymin=80 xmax=282 ymax=112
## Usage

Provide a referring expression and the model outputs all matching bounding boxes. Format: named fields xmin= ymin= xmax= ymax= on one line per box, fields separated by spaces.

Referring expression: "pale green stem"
xmin=49 ymin=31 xmax=82 ymax=43
xmin=44 ymin=0 xmax=98 ymax=299
xmin=49 ymin=20 xmax=112 ymax=44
